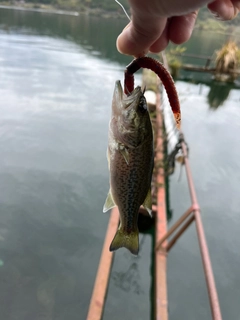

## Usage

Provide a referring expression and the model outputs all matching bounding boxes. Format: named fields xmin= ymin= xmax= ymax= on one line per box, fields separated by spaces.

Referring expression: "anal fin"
xmin=143 ymin=188 xmax=152 ymax=217
xmin=103 ymin=190 xmax=116 ymax=213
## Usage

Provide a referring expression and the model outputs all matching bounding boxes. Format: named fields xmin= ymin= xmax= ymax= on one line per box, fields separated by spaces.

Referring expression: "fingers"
xmin=116 ymin=11 xmax=197 ymax=56
xmin=149 ymin=24 xmax=169 ymax=53
xmin=208 ymin=0 xmax=240 ymax=20
xmin=116 ymin=0 xmax=240 ymax=57
xmin=168 ymin=11 xmax=198 ymax=44
xmin=116 ymin=0 xmax=201 ymax=56
xmin=116 ymin=17 xmax=167 ymax=57
xmin=149 ymin=11 xmax=198 ymax=53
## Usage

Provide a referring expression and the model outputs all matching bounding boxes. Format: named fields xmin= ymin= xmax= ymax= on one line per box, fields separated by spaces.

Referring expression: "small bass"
xmin=103 ymin=81 xmax=154 ymax=255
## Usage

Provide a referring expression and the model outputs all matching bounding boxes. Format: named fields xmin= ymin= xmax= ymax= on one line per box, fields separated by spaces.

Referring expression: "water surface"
xmin=0 ymin=7 xmax=240 ymax=320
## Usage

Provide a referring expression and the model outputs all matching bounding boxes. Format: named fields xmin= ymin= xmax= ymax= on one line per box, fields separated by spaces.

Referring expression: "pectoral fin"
xmin=119 ymin=145 xmax=129 ymax=165
xmin=103 ymin=190 xmax=116 ymax=213
xmin=143 ymin=188 xmax=152 ymax=217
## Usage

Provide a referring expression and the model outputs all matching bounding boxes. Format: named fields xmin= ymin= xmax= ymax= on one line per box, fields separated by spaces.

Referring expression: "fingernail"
xmin=208 ymin=9 xmax=224 ymax=20
xmin=233 ymin=7 xmax=239 ymax=19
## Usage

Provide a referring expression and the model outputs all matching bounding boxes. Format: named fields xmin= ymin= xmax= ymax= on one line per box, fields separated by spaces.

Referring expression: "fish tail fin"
xmin=109 ymin=228 xmax=139 ymax=255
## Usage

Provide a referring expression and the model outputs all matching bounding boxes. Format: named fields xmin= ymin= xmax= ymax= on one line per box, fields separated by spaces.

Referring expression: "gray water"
xmin=0 ymin=7 xmax=240 ymax=320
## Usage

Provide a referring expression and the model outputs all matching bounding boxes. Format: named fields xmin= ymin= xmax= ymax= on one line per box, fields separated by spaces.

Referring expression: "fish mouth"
xmin=114 ymin=81 xmax=143 ymax=111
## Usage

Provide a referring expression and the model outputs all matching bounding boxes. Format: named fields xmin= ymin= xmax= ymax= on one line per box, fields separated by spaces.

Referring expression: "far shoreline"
xmin=0 ymin=4 xmax=79 ymax=16
xmin=0 ymin=3 xmax=239 ymax=35
xmin=0 ymin=3 xmax=127 ymax=19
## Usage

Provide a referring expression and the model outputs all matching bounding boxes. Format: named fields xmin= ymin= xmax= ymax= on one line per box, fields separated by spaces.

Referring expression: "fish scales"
xmin=110 ymin=138 xmax=153 ymax=229
xmin=103 ymin=80 xmax=154 ymax=255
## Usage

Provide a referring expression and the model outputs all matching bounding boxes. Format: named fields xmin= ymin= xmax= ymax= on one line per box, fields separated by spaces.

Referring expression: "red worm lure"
xmin=124 ymin=56 xmax=181 ymax=130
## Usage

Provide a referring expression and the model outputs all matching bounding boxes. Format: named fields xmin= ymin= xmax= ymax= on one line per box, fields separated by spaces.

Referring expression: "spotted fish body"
xmin=103 ymin=81 xmax=154 ymax=255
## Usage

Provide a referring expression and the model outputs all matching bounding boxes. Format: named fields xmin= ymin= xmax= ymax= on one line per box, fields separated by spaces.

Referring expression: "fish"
xmin=103 ymin=80 xmax=154 ymax=255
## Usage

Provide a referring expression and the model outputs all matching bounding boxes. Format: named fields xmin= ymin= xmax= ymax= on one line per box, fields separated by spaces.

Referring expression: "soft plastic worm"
xmin=124 ymin=56 xmax=181 ymax=129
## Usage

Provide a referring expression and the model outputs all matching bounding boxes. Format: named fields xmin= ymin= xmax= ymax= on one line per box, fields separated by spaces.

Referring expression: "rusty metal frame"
xmin=86 ymin=208 xmax=119 ymax=320
xmin=154 ymin=91 xmax=168 ymax=320
xmin=155 ymin=132 xmax=223 ymax=320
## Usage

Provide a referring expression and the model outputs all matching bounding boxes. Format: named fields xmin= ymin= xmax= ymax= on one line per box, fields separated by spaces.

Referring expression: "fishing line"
xmin=115 ymin=0 xmax=131 ymax=21
xmin=178 ymin=161 xmax=184 ymax=182
xmin=137 ymin=234 xmax=146 ymax=258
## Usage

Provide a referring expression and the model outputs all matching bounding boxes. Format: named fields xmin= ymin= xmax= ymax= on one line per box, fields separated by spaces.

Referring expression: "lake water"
xmin=0 ymin=7 xmax=239 ymax=320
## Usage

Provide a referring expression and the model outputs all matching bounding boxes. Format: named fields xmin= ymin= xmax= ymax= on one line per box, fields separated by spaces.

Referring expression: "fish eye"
xmin=138 ymin=96 xmax=147 ymax=113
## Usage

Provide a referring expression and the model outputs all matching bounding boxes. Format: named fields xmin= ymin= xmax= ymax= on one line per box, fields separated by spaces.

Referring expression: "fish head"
xmin=111 ymin=81 xmax=151 ymax=146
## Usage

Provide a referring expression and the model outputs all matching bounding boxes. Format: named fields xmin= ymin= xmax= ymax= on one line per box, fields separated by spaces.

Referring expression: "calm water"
xmin=0 ymin=7 xmax=240 ymax=320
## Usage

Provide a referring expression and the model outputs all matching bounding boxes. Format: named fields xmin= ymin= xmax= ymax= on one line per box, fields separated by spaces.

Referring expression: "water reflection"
xmin=110 ymin=234 xmax=152 ymax=296
xmin=207 ymin=81 xmax=233 ymax=109
xmin=0 ymin=9 xmax=123 ymax=319
xmin=0 ymin=168 xmax=101 ymax=320
xmin=112 ymin=261 xmax=144 ymax=294
xmin=179 ymin=78 xmax=240 ymax=110
xmin=0 ymin=8 xmax=130 ymax=65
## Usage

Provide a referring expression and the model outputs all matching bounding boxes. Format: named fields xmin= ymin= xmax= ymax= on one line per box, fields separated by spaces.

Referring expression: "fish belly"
xmin=109 ymin=141 xmax=153 ymax=254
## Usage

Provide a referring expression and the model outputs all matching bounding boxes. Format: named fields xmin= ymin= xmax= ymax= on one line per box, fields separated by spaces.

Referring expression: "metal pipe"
xmin=166 ymin=215 xmax=195 ymax=252
xmin=86 ymin=208 xmax=119 ymax=320
xmin=155 ymin=91 xmax=168 ymax=320
xmin=156 ymin=206 xmax=193 ymax=251
xmin=181 ymin=140 xmax=222 ymax=320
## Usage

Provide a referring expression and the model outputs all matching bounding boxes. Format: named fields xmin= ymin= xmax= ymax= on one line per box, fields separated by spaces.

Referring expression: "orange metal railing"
xmin=154 ymin=91 xmax=168 ymax=320
xmin=155 ymin=131 xmax=222 ymax=320
xmin=86 ymin=208 xmax=119 ymax=320
xmin=157 ymin=53 xmax=222 ymax=320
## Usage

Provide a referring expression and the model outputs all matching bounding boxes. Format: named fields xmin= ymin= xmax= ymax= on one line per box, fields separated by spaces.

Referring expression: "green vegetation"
xmin=216 ymin=41 xmax=240 ymax=70
xmin=207 ymin=82 xmax=232 ymax=108
xmin=214 ymin=41 xmax=240 ymax=81
xmin=165 ymin=46 xmax=186 ymax=79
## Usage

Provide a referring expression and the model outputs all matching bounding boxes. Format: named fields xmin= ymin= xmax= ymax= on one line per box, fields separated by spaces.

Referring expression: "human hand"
xmin=117 ymin=0 xmax=240 ymax=57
